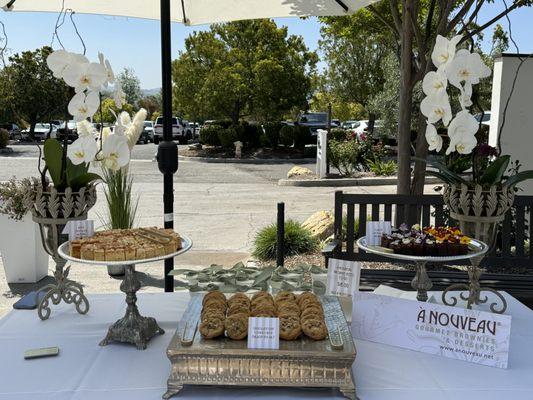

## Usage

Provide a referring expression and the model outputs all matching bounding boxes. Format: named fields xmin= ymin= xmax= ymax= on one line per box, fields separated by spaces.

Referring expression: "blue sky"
xmin=1 ymin=3 xmax=532 ymax=89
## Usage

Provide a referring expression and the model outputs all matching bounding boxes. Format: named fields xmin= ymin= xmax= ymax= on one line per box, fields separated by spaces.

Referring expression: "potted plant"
xmin=22 ymin=49 xmax=131 ymax=319
xmin=0 ymin=178 xmax=49 ymax=283
xmin=419 ymin=34 xmax=533 ymax=244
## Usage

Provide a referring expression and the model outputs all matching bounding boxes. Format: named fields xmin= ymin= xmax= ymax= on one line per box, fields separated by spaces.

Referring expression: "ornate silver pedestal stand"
xmin=356 ymin=237 xmax=488 ymax=303
xmin=23 ymin=183 xmax=97 ymax=320
xmin=34 ymin=219 xmax=90 ymax=320
xmin=58 ymin=235 xmax=192 ymax=350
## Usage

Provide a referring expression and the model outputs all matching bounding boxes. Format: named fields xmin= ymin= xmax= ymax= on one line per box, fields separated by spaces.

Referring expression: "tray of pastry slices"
xmin=164 ymin=291 xmax=357 ymax=400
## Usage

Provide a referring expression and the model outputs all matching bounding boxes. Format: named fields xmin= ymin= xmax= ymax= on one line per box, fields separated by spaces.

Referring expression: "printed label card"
xmin=366 ymin=221 xmax=392 ymax=246
xmin=326 ymin=259 xmax=361 ymax=297
xmin=248 ymin=317 xmax=280 ymax=349
xmin=62 ymin=220 xmax=94 ymax=241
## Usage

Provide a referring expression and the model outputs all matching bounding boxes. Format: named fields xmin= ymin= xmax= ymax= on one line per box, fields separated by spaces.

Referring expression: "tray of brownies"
xmin=357 ymin=224 xmax=488 ymax=262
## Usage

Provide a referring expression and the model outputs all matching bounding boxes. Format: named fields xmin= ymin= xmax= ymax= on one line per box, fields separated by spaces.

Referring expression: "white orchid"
xmin=76 ymin=120 xmax=98 ymax=138
xmin=447 ymin=131 xmax=477 ymax=155
xmin=422 ymin=70 xmax=448 ymax=97
xmin=98 ymin=52 xmax=115 ymax=86
xmin=101 ymin=134 xmax=130 ymax=171
xmin=459 ymin=82 xmax=473 ymax=109
xmin=47 ymin=50 xmax=88 ymax=80
xmin=431 ymin=34 xmax=462 ymax=71
xmin=68 ymin=91 xmax=100 ymax=122
xmin=67 ymin=135 xmax=98 ymax=165
xmin=425 ymin=123 xmax=443 ymax=152
xmin=113 ymin=81 xmax=125 ymax=109
xmin=63 ymin=61 xmax=107 ymax=93
xmin=447 ymin=49 xmax=491 ymax=89
xmin=447 ymin=110 xmax=479 ymax=140
xmin=420 ymin=94 xmax=452 ymax=126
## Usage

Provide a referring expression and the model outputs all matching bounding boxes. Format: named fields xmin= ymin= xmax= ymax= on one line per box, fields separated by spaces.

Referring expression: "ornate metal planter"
xmin=23 ymin=180 xmax=97 ymax=320
xmin=442 ymin=183 xmax=514 ymax=313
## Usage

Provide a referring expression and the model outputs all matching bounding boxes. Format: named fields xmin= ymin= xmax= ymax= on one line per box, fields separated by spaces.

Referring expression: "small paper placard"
xmin=248 ymin=317 xmax=279 ymax=349
xmin=365 ymin=221 xmax=392 ymax=246
xmin=62 ymin=220 xmax=94 ymax=241
xmin=352 ymin=292 xmax=512 ymax=368
xmin=326 ymin=258 xmax=361 ymax=297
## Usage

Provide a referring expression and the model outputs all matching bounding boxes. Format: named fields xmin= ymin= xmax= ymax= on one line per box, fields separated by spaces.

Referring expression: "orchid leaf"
xmin=505 ymin=170 xmax=533 ymax=188
xmin=68 ymin=173 xmax=101 ymax=191
xmin=413 ymin=157 xmax=467 ymax=185
xmin=43 ymin=139 xmax=64 ymax=188
xmin=480 ymin=155 xmax=510 ymax=186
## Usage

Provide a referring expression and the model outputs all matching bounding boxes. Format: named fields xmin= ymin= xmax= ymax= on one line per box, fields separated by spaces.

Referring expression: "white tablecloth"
xmin=0 ymin=291 xmax=532 ymax=400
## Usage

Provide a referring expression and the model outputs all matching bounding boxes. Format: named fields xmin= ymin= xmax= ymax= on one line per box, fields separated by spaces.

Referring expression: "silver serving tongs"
xmin=328 ymin=325 xmax=344 ymax=350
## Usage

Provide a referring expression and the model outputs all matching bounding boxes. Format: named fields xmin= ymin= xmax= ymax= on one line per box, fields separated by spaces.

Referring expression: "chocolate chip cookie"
xmin=225 ymin=313 xmax=249 ymax=340
xmin=279 ymin=314 xmax=302 ymax=340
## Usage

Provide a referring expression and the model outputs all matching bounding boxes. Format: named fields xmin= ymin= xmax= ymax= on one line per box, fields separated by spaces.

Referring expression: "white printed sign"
xmin=316 ymin=129 xmax=327 ymax=178
xmin=352 ymin=292 xmax=512 ymax=368
xmin=366 ymin=221 xmax=392 ymax=246
xmin=248 ymin=317 xmax=279 ymax=349
xmin=326 ymin=259 xmax=361 ymax=297
xmin=62 ymin=220 xmax=94 ymax=241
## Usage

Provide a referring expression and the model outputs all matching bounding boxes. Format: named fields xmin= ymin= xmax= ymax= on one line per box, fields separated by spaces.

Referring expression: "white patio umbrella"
xmin=1 ymin=0 xmax=376 ymax=289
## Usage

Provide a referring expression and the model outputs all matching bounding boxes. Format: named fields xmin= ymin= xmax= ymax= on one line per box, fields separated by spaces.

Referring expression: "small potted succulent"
xmin=0 ymin=178 xmax=49 ymax=283
xmin=419 ymin=34 xmax=533 ymax=244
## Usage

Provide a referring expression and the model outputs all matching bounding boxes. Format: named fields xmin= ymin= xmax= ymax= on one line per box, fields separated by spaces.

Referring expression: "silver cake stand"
xmin=58 ymin=235 xmax=192 ymax=350
xmin=356 ymin=237 xmax=488 ymax=302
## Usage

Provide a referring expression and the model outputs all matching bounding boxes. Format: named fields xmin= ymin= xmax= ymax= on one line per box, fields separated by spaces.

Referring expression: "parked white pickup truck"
xmin=153 ymin=116 xmax=191 ymax=144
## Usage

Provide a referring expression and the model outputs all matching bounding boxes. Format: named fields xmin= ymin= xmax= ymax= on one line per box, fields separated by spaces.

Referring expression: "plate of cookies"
xmin=199 ymin=290 xmax=328 ymax=341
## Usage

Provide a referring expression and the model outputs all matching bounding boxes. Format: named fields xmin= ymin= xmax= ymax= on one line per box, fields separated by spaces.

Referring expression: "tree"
xmin=310 ymin=89 xmax=366 ymax=121
xmin=94 ymin=97 xmax=134 ymax=124
xmin=323 ymin=0 xmax=531 ymax=197
xmin=172 ymin=19 xmax=317 ymax=124
xmin=117 ymin=68 xmax=142 ymax=107
xmin=139 ymin=94 xmax=161 ymax=120
xmin=1 ymin=46 xmax=69 ymax=136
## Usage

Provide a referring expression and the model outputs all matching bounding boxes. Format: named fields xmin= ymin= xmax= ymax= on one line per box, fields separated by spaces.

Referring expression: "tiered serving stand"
xmin=58 ymin=235 xmax=192 ymax=349
xmin=356 ymin=237 xmax=488 ymax=303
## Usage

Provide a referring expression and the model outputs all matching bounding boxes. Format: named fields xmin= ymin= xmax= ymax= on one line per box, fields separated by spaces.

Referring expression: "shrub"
xmin=0 ymin=177 xmax=31 ymax=220
xmin=279 ymin=125 xmax=296 ymax=147
xmin=252 ymin=219 xmax=319 ymax=261
xmin=263 ymin=122 xmax=282 ymax=147
xmin=217 ymin=127 xmax=239 ymax=150
xmin=328 ymin=139 xmax=363 ymax=177
xmin=213 ymin=119 xmax=233 ymax=129
xmin=368 ymin=159 xmax=397 ymax=176
xmin=199 ymin=124 xmax=222 ymax=146
xmin=0 ymin=128 xmax=9 ymax=149
xmin=329 ymin=128 xmax=349 ymax=142
xmin=239 ymin=121 xmax=261 ymax=149
xmin=294 ymin=125 xmax=312 ymax=148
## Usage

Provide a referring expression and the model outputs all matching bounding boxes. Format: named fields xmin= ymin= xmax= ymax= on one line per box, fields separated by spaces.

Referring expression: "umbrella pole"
xmin=158 ymin=0 xmax=178 ymax=292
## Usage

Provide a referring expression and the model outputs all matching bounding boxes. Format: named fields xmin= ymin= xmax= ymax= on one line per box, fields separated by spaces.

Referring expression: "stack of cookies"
xmin=199 ymin=290 xmax=328 ymax=341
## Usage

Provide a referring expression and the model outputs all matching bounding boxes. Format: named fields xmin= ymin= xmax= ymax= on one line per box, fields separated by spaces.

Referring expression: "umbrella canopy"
xmin=1 ymin=0 xmax=375 ymax=25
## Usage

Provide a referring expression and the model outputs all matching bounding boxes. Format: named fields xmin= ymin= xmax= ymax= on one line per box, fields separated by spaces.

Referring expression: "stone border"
xmin=180 ymin=155 xmax=314 ymax=164
xmin=278 ymin=176 xmax=443 ymax=187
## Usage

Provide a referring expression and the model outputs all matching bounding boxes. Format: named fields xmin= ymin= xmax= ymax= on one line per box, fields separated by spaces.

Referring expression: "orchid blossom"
xmin=101 ymin=134 xmax=130 ymax=171
xmin=431 ymin=35 xmax=462 ymax=72
xmin=420 ymin=94 xmax=452 ymax=126
xmin=425 ymin=124 xmax=443 ymax=152
xmin=447 ymin=49 xmax=491 ymax=89
xmin=68 ymin=91 xmax=100 ymax=122
xmin=67 ymin=135 xmax=98 ymax=165
xmin=62 ymin=61 xmax=108 ymax=93
xmin=422 ymin=70 xmax=448 ymax=98
xmin=47 ymin=50 xmax=88 ymax=80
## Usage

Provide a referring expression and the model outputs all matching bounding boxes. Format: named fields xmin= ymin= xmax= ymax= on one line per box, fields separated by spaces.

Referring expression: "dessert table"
xmin=0 ymin=290 xmax=532 ymax=400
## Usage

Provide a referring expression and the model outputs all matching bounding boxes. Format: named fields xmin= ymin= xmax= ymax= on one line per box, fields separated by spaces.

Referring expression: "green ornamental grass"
xmin=252 ymin=219 xmax=318 ymax=261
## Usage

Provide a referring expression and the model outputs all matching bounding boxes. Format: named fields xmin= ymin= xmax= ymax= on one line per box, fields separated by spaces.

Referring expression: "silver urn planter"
xmin=442 ymin=183 xmax=514 ymax=313
xmin=23 ymin=180 xmax=97 ymax=320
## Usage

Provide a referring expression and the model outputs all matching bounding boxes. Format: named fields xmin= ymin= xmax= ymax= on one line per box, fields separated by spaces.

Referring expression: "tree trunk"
xmin=396 ymin=2 xmax=414 ymax=197
xmin=411 ymin=111 xmax=429 ymax=196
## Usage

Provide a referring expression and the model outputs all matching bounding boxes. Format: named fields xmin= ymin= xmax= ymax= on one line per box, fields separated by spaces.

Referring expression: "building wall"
xmin=489 ymin=54 xmax=533 ymax=195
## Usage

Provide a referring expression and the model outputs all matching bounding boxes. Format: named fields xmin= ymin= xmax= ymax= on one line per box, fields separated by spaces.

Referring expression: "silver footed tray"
xmin=164 ymin=293 xmax=357 ymax=399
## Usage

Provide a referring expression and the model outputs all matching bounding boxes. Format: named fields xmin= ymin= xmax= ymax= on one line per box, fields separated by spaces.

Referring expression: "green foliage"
xmin=279 ymin=125 xmax=296 ymax=147
xmin=263 ymin=122 xmax=282 ymax=147
xmin=199 ymin=124 xmax=222 ymax=146
xmin=101 ymin=168 xmax=139 ymax=230
xmin=117 ymin=68 xmax=142 ymax=107
xmin=138 ymin=94 xmax=162 ymax=120
xmin=328 ymin=136 xmax=386 ymax=176
xmin=43 ymin=139 xmax=101 ymax=191
xmin=341 ymin=217 xmax=360 ymax=242
xmin=0 ymin=46 xmax=69 ymax=133
xmin=329 ymin=128 xmax=348 ymax=142
xmin=0 ymin=177 xmax=31 ymax=220
xmin=218 ymin=127 xmax=239 ymax=150
xmin=236 ymin=121 xmax=261 ymax=149
xmin=368 ymin=159 xmax=397 ymax=176
xmin=94 ymin=98 xmax=135 ymax=124
xmin=252 ymin=219 xmax=318 ymax=261
xmin=172 ymin=20 xmax=317 ymax=123
xmin=310 ymin=89 xmax=367 ymax=121
xmin=0 ymin=129 xmax=9 ymax=149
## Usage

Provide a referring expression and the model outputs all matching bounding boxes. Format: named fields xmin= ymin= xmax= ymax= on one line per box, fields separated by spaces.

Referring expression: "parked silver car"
xmin=21 ymin=123 xmax=57 ymax=141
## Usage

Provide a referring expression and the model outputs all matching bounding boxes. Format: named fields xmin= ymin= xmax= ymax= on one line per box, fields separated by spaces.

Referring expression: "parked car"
xmin=341 ymin=120 xmax=361 ymax=130
xmin=56 ymin=121 xmax=78 ymax=142
xmin=21 ymin=123 xmax=57 ymax=141
xmin=294 ymin=112 xmax=328 ymax=138
xmin=0 ymin=123 xmax=21 ymax=141
xmin=474 ymin=111 xmax=491 ymax=126
xmin=153 ymin=116 xmax=191 ymax=144
xmin=183 ymin=121 xmax=200 ymax=138
xmin=136 ymin=121 xmax=153 ymax=144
